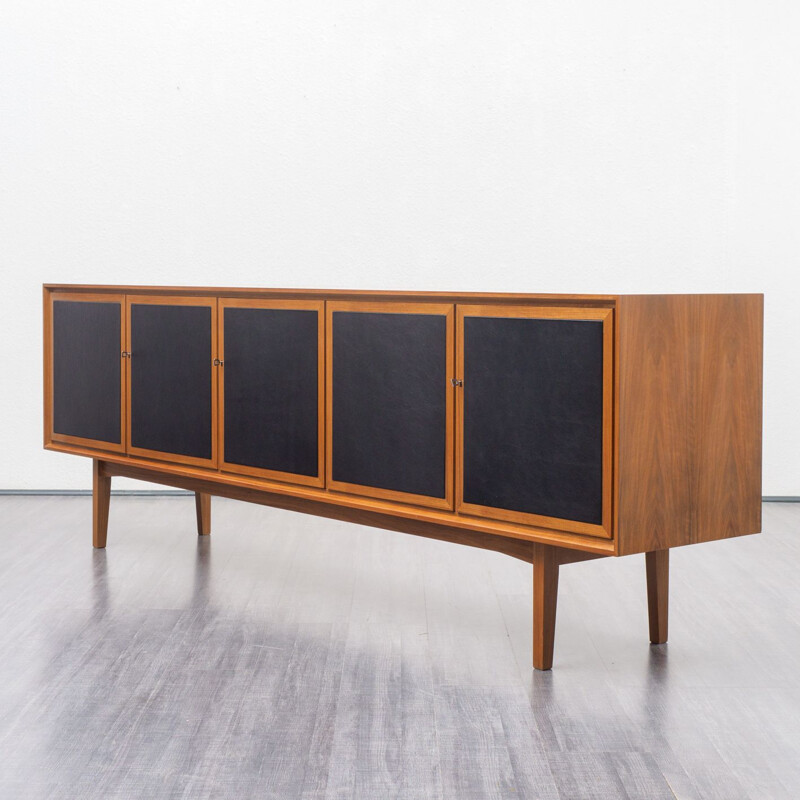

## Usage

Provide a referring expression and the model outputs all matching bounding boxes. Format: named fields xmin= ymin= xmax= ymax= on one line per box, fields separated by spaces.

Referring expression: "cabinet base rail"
xmin=91 ymin=458 xmax=669 ymax=671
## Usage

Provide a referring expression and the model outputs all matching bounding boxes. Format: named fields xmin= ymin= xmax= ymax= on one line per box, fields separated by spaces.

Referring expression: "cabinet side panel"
xmin=694 ymin=296 xmax=763 ymax=543
xmin=617 ymin=295 xmax=763 ymax=555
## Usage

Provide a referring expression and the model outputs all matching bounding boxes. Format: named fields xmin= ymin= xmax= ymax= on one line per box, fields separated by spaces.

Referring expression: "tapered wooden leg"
xmin=195 ymin=492 xmax=211 ymax=536
xmin=533 ymin=543 xmax=560 ymax=670
xmin=92 ymin=459 xmax=111 ymax=549
xmin=646 ymin=549 xmax=669 ymax=644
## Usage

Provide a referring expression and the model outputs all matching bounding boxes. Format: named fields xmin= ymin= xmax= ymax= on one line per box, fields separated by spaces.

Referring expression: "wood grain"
xmin=616 ymin=294 xmax=763 ymax=555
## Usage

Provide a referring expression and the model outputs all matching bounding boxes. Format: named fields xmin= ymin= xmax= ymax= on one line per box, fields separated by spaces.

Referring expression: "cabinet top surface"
xmin=43 ymin=285 xmax=762 ymax=306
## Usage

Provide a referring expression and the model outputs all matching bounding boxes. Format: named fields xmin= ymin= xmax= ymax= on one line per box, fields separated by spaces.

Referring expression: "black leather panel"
xmin=52 ymin=300 xmax=121 ymax=444
xmin=224 ymin=307 xmax=319 ymax=477
xmin=332 ymin=311 xmax=447 ymax=498
xmin=130 ymin=303 xmax=212 ymax=459
xmin=463 ymin=316 xmax=603 ymax=525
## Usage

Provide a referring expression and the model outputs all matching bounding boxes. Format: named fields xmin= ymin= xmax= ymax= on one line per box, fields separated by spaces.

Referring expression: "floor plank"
xmin=0 ymin=496 xmax=798 ymax=799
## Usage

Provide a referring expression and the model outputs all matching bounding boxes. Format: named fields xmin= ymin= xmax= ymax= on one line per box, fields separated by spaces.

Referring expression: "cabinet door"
xmin=47 ymin=292 xmax=126 ymax=452
xmin=456 ymin=305 xmax=613 ymax=538
xmin=127 ymin=295 xmax=217 ymax=467
xmin=219 ymin=299 xmax=324 ymax=487
xmin=327 ymin=302 xmax=454 ymax=509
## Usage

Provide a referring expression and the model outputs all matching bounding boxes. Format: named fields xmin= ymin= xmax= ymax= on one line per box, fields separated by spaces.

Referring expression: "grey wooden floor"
xmin=1 ymin=497 xmax=799 ymax=800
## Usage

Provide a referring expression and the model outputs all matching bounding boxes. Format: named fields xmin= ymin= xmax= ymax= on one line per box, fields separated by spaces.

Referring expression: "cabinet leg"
xmin=533 ymin=543 xmax=559 ymax=671
xmin=195 ymin=492 xmax=211 ymax=536
xmin=92 ymin=459 xmax=111 ymax=549
xmin=646 ymin=549 xmax=669 ymax=644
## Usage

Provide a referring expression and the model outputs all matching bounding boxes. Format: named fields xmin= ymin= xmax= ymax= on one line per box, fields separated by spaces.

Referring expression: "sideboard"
xmin=42 ymin=286 xmax=763 ymax=669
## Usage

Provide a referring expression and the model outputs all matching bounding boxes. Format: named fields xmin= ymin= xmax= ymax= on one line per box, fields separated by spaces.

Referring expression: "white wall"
xmin=1 ymin=1 xmax=797 ymax=493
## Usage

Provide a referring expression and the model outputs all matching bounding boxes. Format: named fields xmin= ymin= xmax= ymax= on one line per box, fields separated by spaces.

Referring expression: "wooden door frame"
xmin=44 ymin=289 xmax=127 ymax=454
xmin=217 ymin=297 xmax=326 ymax=488
xmin=125 ymin=294 xmax=219 ymax=469
xmin=325 ymin=300 xmax=456 ymax=511
xmin=455 ymin=304 xmax=614 ymax=539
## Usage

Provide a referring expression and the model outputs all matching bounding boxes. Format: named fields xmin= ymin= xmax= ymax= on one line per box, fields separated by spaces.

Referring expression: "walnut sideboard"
xmin=42 ymin=286 xmax=763 ymax=670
